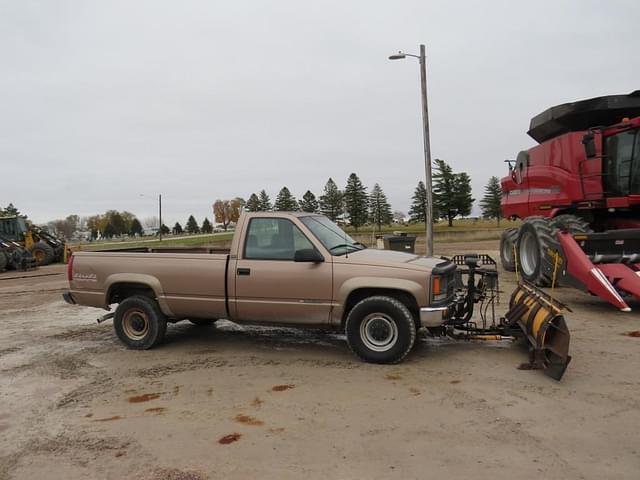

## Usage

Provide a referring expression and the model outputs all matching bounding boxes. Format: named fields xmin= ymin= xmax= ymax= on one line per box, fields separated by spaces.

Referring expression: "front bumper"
xmin=420 ymin=306 xmax=450 ymax=327
xmin=62 ymin=291 xmax=76 ymax=305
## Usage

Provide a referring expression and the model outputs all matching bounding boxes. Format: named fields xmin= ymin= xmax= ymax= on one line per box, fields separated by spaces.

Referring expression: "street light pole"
xmin=418 ymin=45 xmax=434 ymax=258
xmin=159 ymin=194 xmax=163 ymax=241
xmin=389 ymin=44 xmax=434 ymax=257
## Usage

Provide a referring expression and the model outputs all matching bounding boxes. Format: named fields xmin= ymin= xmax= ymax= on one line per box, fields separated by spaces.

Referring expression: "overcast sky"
xmin=1 ymin=0 xmax=638 ymax=225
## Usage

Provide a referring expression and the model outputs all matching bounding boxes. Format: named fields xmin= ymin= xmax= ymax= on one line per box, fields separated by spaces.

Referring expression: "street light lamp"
xmin=140 ymin=193 xmax=163 ymax=241
xmin=389 ymin=44 xmax=434 ymax=257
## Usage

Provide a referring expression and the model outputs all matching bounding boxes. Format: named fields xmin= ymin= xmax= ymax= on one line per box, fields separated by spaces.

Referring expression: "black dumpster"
xmin=382 ymin=232 xmax=416 ymax=253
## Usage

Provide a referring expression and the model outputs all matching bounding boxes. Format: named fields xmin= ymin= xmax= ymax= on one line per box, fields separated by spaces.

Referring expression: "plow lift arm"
xmin=440 ymin=254 xmax=572 ymax=381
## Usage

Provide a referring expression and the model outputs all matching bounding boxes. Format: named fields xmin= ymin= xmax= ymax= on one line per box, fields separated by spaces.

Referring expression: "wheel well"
xmin=107 ymin=282 xmax=156 ymax=305
xmin=342 ymin=288 xmax=419 ymax=328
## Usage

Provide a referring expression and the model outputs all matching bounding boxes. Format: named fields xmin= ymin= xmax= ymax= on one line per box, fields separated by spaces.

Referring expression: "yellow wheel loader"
xmin=0 ymin=215 xmax=71 ymax=266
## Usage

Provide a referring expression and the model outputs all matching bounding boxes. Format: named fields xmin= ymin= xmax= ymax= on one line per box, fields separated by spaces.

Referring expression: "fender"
xmin=332 ymin=276 xmax=427 ymax=325
xmin=104 ymin=273 xmax=175 ymax=317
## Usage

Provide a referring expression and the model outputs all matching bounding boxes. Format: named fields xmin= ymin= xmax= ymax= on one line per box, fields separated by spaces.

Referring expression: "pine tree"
xmin=299 ymin=190 xmax=319 ymax=213
xmin=454 ymin=172 xmax=474 ymax=218
xmin=344 ymin=173 xmax=368 ymax=231
xmin=3 ymin=203 xmax=19 ymax=216
xmin=258 ymin=190 xmax=272 ymax=211
xmin=433 ymin=159 xmax=458 ymax=227
xmin=129 ymin=218 xmax=144 ymax=236
xmin=185 ymin=215 xmax=200 ymax=234
xmin=319 ymin=178 xmax=343 ymax=221
xmin=173 ymin=222 xmax=183 ymax=234
xmin=160 ymin=224 xmax=170 ymax=235
xmin=369 ymin=183 xmax=393 ymax=231
xmin=274 ymin=187 xmax=299 ymax=211
xmin=201 ymin=217 xmax=213 ymax=233
xmin=408 ymin=181 xmax=427 ymax=223
xmin=480 ymin=176 xmax=503 ymax=225
xmin=246 ymin=193 xmax=261 ymax=212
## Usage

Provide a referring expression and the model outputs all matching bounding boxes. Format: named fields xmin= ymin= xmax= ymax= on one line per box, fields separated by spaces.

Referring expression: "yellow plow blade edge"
xmin=505 ymin=282 xmax=572 ymax=381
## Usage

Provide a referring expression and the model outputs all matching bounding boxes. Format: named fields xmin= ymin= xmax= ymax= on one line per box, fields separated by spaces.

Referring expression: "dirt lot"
xmin=1 ymin=240 xmax=639 ymax=480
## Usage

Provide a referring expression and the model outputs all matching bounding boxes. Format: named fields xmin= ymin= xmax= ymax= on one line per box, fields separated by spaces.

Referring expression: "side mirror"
xmin=294 ymin=248 xmax=324 ymax=263
xmin=582 ymin=132 xmax=597 ymax=159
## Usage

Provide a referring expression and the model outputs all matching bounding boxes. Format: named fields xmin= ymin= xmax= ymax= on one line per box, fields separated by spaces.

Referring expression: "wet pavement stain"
xmin=218 ymin=433 xmax=241 ymax=445
xmin=128 ymin=393 xmax=161 ymax=403
xmin=234 ymin=414 xmax=264 ymax=426
xmin=272 ymin=384 xmax=295 ymax=392
xmin=93 ymin=415 xmax=123 ymax=422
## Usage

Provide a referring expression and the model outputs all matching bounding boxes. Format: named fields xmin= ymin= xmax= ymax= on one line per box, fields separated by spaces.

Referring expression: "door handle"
xmin=237 ymin=268 xmax=251 ymax=276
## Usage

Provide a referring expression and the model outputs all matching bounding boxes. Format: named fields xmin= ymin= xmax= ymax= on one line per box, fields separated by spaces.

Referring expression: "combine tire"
xmin=500 ymin=228 xmax=518 ymax=272
xmin=114 ymin=295 xmax=167 ymax=350
xmin=516 ymin=217 xmax=555 ymax=287
xmin=550 ymin=214 xmax=592 ymax=235
xmin=29 ymin=241 xmax=55 ymax=266
xmin=0 ymin=252 xmax=7 ymax=272
xmin=345 ymin=296 xmax=416 ymax=364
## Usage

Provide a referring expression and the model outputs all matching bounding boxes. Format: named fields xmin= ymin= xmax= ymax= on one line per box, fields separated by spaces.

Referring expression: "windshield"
xmin=604 ymin=129 xmax=640 ymax=196
xmin=300 ymin=216 xmax=365 ymax=256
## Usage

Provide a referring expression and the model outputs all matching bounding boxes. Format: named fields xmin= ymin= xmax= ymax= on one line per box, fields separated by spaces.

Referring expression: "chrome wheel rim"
xmin=520 ymin=231 xmax=538 ymax=276
xmin=360 ymin=313 xmax=398 ymax=352
xmin=122 ymin=309 xmax=149 ymax=340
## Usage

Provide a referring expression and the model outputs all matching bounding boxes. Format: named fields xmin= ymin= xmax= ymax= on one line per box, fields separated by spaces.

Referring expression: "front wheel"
xmin=29 ymin=241 xmax=55 ymax=266
xmin=500 ymin=228 xmax=518 ymax=272
xmin=114 ymin=295 xmax=167 ymax=349
xmin=345 ymin=296 xmax=416 ymax=364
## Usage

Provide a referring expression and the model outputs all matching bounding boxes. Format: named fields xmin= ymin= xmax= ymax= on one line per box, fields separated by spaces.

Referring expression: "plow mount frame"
xmin=437 ymin=254 xmax=572 ymax=381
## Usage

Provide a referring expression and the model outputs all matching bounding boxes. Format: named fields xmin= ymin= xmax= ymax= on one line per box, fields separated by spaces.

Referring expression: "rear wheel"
xmin=29 ymin=241 xmax=55 ymax=266
xmin=516 ymin=217 xmax=555 ymax=286
xmin=0 ymin=252 xmax=7 ymax=271
xmin=345 ymin=296 xmax=416 ymax=364
xmin=500 ymin=228 xmax=518 ymax=272
xmin=114 ymin=295 xmax=167 ymax=349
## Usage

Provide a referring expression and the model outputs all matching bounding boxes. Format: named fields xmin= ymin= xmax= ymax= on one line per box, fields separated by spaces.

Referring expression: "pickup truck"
xmin=64 ymin=212 xmax=456 ymax=364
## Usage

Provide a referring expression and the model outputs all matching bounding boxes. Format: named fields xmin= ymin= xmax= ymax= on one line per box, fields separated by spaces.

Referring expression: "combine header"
xmin=500 ymin=91 xmax=640 ymax=311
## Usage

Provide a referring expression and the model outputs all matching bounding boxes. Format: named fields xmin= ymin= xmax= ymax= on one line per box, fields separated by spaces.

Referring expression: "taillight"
xmin=67 ymin=254 xmax=74 ymax=282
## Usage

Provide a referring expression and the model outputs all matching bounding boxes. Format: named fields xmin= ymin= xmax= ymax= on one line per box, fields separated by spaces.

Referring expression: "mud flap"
xmin=505 ymin=282 xmax=571 ymax=381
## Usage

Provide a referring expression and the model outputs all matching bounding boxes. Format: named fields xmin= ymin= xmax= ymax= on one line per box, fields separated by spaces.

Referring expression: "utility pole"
xmin=389 ymin=44 xmax=435 ymax=257
xmin=159 ymin=194 xmax=163 ymax=241
xmin=418 ymin=44 xmax=434 ymax=257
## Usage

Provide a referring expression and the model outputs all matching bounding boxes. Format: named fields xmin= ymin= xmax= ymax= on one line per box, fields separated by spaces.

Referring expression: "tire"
xmin=113 ymin=295 xmax=167 ymax=350
xmin=345 ymin=296 xmax=416 ymax=364
xmin=188 ymin=319 xmax=216 ymax=326
xmin=29 ymin=241 xmax=55 ymax=266
xmin=500 ymin=228 xmax=518 ymax=272
xmin=0 ymin=252 xmax=7 ymax=272
xmin=516 ymin=217 xmax=555 ymax=286
xmin=550 ymin=214 xmax=592 ymax=235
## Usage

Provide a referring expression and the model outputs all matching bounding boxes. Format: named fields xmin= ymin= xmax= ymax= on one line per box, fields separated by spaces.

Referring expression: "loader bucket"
xmin=506 ymin=283 xmax=571 ymax=381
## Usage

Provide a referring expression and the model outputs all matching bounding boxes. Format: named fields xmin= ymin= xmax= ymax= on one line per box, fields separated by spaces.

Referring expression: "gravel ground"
xmin=1 ymin=242 xmax=639 ymax=480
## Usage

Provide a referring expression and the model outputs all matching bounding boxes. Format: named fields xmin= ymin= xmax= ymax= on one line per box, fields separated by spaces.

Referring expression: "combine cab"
xmin=500 ymin=92 xmax=640 ymax=311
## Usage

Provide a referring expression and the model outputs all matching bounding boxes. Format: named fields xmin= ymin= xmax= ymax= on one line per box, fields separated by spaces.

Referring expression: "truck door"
xmin=233 ymin=217 xmax=332 ymax=325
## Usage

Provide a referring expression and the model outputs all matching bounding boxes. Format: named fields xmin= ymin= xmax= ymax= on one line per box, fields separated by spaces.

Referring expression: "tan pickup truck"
xmin=64 ymin=212 xmax=457 ymax=364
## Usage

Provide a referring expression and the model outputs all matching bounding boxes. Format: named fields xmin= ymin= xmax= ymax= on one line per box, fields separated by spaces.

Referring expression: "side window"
xmin=605 ymin=131 xmax=635 ymax=196
xmin=244 ymin=218 xmax=314 ymax=260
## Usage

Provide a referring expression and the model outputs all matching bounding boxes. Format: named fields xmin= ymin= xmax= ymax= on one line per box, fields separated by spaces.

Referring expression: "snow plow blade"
xmin=505 ymin=282 xmax=571 ymax=381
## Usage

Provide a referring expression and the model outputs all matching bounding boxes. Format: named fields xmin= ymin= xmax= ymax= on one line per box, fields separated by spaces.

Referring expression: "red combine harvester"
xmin=500 ymin=91 xmax=640 ymax=311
